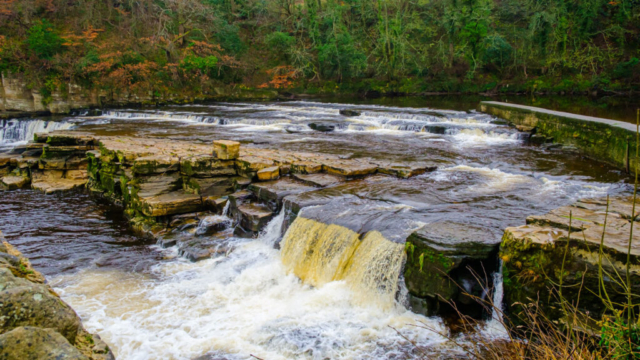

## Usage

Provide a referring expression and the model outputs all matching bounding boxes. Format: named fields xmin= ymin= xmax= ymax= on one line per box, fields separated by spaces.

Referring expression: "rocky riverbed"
xmin=0 ymin=100 xmax=636 ymax=359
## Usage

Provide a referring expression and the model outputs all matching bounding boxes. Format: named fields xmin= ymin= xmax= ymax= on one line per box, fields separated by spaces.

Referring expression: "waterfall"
xmin=260 ymin=207 xmax=285 ymax=246
xmin=0 ymin=119 xmax=74 ymax=146
xmin=221 ymin=200 xmax=231 ymax=216
xmin=491 ymin=260 xmax=504 ymax=322
xmin=483 ymin=259 xmax=508 ymax=338
xmin=280 ymin=217 xmax=406 ymax=308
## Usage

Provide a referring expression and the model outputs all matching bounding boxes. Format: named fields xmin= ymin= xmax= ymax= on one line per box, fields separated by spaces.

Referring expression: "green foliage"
xmin=266 ymin=32 xmax=294 ymax=57
xmin=613 ymin=58 xmax=639 ymax=80
xmin=26 ymin=20 xmax=64 ymax=60
xmin=2 ymin=0 xmax=640 ymax=96
xmin=180 ymin=55 xmax=219 ymax=74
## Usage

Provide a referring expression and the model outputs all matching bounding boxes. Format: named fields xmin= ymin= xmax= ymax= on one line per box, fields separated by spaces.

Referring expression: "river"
xmin=0 ymin=97 xmax=633 ymax=359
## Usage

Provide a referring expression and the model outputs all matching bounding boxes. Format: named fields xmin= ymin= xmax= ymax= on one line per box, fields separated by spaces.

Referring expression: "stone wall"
xmin=479 ymin=101 xmax=640 ymax=174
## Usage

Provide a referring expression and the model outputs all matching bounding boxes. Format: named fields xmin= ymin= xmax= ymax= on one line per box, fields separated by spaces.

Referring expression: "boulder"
xmin=237 ymin=204 xmax=274 ymax=233
xmin=213 ymin=140 xmax=240 ymax=160
xmin=404 ymin=221 xmax=500 ymax=310
xmin=339 ymin=109 xmax=361 ymax=117
xmin=308 ymin=123 xmax=335 ymax=132
xmin=1 ymin=174 xmax=30 ymax=190
xmin=0 ymin=327 xmax=88 ymax=360
xmin=0 ymin=273 xmax=82 ymax=343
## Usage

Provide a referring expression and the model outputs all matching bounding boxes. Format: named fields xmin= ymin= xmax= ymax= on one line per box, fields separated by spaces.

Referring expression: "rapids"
xmin=0 ymin=97 xmax=634 ymax=359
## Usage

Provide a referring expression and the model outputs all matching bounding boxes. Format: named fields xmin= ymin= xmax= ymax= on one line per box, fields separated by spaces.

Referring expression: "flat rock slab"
xmin=373 ymin=161 xmax=439 ymax=178
xmin=409 ymin=221 xmax=500 ymax=258
xmin=141 ymin=190 xmax=203 ymax=217
xmin=506 ymin=197 xmax=640 ymax=258
xmin=292 ymin=173 xmax=345 ymax=188
xmin=322 ymin=159 xmax=378 ymax=177
xmin=248 ymin=178 xmax=317 ymax=204
xmin=298 ymin=195 xmax=422 ymax=243
xmin=32 ymin=178 xmax=86 ymax=194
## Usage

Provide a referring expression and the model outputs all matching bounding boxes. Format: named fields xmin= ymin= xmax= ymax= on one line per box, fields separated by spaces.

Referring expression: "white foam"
xmin=0 ymin=119 xmax=74 ymax=146
xmin=444 ymin=165 xmax=533 ymax=192
xmin=452 ymin=128 xmax=520 ymax=146
xmin=53 ymin=234 xmax=448 ymax=360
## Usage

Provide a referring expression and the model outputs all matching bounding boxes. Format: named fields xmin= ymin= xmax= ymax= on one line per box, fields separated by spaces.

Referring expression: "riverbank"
xmin=0 ymin=230 xmax=115 ymax=359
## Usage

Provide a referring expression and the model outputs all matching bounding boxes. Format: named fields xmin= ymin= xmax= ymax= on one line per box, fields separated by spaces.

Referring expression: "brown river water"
xmin=0 ymin=97 xmax=634 ymax=359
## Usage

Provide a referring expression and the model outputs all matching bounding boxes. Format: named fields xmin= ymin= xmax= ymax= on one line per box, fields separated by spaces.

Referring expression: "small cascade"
xmin=260 ymin=207 xmax=285 ymax=246
xmin=483 ymin=260 xmax=509 ymax=338
xmin=280 ymin=217 xmax=406 ymax=308
xmin=194 ymin=215 xmax=232 ymax=236
xmin=221 ymin=200 xmax=231 ymax=217
xmin=0 ymin=119 xmax=74 ymax=146
xmin=491 ymin=260 xmax=504 ymax=322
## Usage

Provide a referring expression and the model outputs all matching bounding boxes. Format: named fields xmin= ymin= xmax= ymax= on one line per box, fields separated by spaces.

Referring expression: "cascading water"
xmin=280 ymin=217 xmax=406 ymax=308
xmin=482 ymin=260 xmax=509 ymax=338
xmin=0 ymin=118 xmax=74 ymax=146
xmin=52 ymin=213 xmax=447 ymax=360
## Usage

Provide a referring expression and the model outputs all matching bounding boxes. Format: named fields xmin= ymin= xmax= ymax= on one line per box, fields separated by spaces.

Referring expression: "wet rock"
xmin=290 ymin=161 xmax=322 ymax=174
xmin=1 ymin=174 xmax=30 ymax=190
xmin=195 ymin=215 xmax=232 ymax=236
xmin=257 ymin=166 xmax=280 ymax=181
xmin=529 ymin=134 xmax=552 ymax=145
xmin=0 ymin=327 xmax=88 ymax=360
xmin=404 ymin=221 xmax=499 ymax=303
xmin=203 ymin=196 xmax=228 ymax=213
xmin=235 ymin=155 xmax=274 ymax=179
xmin=423 ymin=125 xmax=446 ymax=134
xmin=322 ymin=159 xmax=378 ymax=177
xmin=31 ymin=170 xmax=86 ymax=194
xmin=0 ymin=281 xmax=82 ymax=343
xmin=237 ymin=203 xmax=273 ymax=233
xmin=248 ymin=178 xmax=316 ymax=210
xmin=291 ymin=173 xmax=344 ymax=188
xmin=374 ymin=161 xmax=438 ymax=178
xmin=213 ymin=140 xmax=240 ymax=160
xmin=228 ymin=190 xmax=253 ymax=209
xmin=298 ymin=195 xmax=419 ymax=243
xmin=501 ymin=197 xmax=640 ymax=322
xmin=140 ymin=190 xmax=203 ymax=217
xmin=339 ymin=109 xmax=361 ymax=117
xmin=308 ymin=123 xmax=335 ymax=132
xmin=232 ymin=177 xmax=252 ymax=189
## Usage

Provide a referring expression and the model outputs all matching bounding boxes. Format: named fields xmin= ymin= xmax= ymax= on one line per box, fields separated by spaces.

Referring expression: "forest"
xmin=1 ymin=0 xmax=639 ymax=98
